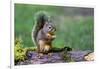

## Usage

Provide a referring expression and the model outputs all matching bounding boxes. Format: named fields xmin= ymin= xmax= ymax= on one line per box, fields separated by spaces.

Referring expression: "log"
xmin=16 ymin=50 xmax=93 ymax=65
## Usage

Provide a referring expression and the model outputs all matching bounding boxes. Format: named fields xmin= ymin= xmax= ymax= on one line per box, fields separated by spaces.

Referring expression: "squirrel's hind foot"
xmin=37 ymin=53 xmax=44 ymax=59
xmin=47 ymin=53 xmax=52 ymax=58
xmin=48 ymin=53 xmax=52 ymax=56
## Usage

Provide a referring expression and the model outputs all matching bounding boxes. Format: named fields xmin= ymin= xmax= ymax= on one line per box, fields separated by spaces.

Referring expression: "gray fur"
xmin=32 ymin=11 xmax=56 ymax=48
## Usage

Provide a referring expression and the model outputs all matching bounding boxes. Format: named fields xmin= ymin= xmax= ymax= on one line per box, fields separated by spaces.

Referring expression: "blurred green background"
xmin=14 ymin=4 xmax=94 ymax=51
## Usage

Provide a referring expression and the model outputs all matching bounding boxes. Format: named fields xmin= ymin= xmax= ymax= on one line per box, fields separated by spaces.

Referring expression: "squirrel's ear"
xmin=45 ymin=22 xmax=49 ymax=25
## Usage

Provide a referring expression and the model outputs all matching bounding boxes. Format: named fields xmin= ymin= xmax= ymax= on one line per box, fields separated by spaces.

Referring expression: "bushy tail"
xmin=32 ymin=11 xmax=50 ymax=46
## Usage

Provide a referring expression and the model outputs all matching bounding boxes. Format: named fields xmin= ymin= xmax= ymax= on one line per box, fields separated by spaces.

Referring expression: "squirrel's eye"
xmin=49 ymin=26 xmax=51 ymax=29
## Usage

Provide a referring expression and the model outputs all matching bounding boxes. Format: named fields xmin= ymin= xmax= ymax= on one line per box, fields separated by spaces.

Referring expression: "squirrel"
xmin=32 ymin=11 xmax=56 ymax=56
xmin=32 ymin=11 xmax=72 ymax=57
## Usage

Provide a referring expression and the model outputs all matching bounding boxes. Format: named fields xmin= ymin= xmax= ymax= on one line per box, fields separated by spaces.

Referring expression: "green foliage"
xmin=14 ymin=37 xmax=36 ymax=64
xmin=53 ymin=17 xmax=94 ymax=51
xmin=62 ymin=54 xmax=72 ymax=62
xmin=62 ymin=52 xmax=74 ymax=62
xmin=14 ymin=37 xmax=27 ymax=64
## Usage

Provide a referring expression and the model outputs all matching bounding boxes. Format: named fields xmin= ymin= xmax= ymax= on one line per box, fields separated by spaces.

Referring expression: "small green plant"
xmin=14 ymin=36 xmax=37 ymax=65
xmin=61 ymin=48 xmax=74 ymax=62
xmin=62 ymin=53 xmax=74 ymax=62
xmin=14 ymin=36 xmax=27 ymax=64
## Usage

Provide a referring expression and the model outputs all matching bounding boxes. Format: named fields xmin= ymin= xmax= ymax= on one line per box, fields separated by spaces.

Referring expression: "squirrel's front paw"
xmin=52 ymin=35 xmax=56 ymax=38
xmin=46 ymin=33 xmax=56 ymax=39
